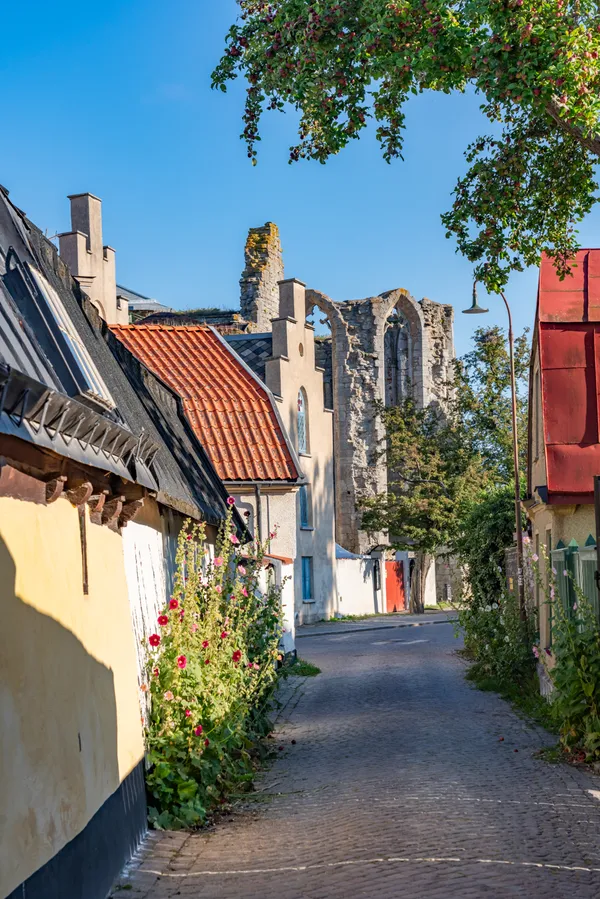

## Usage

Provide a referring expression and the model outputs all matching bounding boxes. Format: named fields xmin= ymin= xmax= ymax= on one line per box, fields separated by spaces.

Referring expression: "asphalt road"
xmin=115 ymin=623 xmax=600 ymax=898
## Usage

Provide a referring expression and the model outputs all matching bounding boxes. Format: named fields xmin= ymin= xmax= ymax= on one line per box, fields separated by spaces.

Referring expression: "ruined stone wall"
xmin=314 ymin=337 xmax=333 ymax=410
xmin=421 ymin=297 xmax=455 ymax=409
xmin=240 ymin=223 xmax=284 ymax=331
xmin=307 ymin=288 xmax=455 ymax=554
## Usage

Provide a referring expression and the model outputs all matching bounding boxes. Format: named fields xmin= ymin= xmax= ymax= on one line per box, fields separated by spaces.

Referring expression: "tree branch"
xmin=546 ymin=100 xmax=600 ymax=158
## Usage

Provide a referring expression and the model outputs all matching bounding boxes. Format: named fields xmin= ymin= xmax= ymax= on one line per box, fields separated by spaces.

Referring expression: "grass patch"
xmin=284 ymin=657 xmax=321 ymax=677
xmin=534 ymin=745 xmax=563 ymax=764
xmin=465 ymin=664 xmax=557 ymax=733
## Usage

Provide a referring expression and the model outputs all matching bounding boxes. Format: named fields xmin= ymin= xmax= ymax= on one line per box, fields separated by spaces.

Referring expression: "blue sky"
xmin=2 ymin=1 xmax=599 ymax=355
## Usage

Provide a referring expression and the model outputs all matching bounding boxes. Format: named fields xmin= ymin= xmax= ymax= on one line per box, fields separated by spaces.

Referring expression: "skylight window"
xmin=27 ymin=265 xmax=116 ymax=411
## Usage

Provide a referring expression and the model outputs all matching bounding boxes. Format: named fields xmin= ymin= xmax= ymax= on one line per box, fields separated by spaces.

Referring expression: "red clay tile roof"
xmin=109 ymin=324 xmax=299 ymax=483
xmin=535 ymin=251 xmax=600 ymax=502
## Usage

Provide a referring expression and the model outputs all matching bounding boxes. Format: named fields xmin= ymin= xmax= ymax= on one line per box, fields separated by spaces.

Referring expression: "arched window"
xmin=297 ymin=389 xmax=308 ymax=453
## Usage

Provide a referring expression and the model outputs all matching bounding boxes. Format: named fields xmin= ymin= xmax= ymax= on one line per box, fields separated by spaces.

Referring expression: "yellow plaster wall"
xmin=0 ymin=496 xmax=144 ymax=897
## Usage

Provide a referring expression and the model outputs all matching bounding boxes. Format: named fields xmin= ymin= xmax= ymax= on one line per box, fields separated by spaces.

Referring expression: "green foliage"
xmin=454 ymin=326 xmax=530 ymax=481
xmin=284 ymin=657 xmax=322 ymax=677
xmin=458 ymin=586 xmax=536 ymax=685
xmin=547 ymin=578 xmax=600 ymax=760
xmin=213 ymin=1 xmax=600 ymax=289
xmin=144 ymin=511 xmax=283 ymax=829
xmin=455 ymin=485 xmax=519 ymax=609
xmin=361 ymin=397 xmax=481 ymax=556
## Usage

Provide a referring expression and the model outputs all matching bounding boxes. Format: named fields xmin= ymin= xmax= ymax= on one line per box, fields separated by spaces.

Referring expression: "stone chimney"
xmin=239 ymin=223 xmax=284 ymax=332
xmin=59 ymin=193 xmax=128 ymax=325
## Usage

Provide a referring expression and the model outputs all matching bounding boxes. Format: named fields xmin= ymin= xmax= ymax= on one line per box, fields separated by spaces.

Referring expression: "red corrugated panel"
xmin=110 ymin=325 xmax=299 ymax=483
xmin=543 ymin=367 xmax=597 ymax=445
xmin=547 ymin=444 xmax=600 ymax=495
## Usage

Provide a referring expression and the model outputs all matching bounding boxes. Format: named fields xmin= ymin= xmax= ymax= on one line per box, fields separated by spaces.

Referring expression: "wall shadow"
xmin=0 ymin=533 xmax=135 ymax=899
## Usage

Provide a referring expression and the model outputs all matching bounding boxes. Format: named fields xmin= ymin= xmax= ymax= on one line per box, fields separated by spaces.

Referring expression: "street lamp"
xmin=463 ymin=280 xmax=526 ymax=620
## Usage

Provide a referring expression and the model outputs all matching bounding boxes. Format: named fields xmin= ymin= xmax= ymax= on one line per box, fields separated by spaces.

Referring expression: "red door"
xmin=385 ymin=560 xmax=406 ymax=613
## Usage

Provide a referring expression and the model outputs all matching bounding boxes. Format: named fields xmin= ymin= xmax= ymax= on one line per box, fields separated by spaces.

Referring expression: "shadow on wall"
xmin=0 ymin=534 xmax=122 ymax=899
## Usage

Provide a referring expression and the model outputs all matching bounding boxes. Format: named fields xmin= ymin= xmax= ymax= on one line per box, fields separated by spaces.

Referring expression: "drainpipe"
xmin=255 ymin=484 xmax=263 ymax=543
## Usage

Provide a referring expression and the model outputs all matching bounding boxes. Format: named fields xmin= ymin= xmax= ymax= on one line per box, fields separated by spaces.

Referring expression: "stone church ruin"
xmin=142 ymin=223 xmax=455 ymax=559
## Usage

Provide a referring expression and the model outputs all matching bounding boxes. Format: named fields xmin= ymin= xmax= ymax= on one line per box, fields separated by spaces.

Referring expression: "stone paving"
xmin=112 ymin=624 xmax=600 ymax=898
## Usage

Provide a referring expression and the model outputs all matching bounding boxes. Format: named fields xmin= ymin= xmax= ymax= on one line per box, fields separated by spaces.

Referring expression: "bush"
xmin=458 ymin=587 xmax=536 ymax=685
xmin=545 ymin=578 xmax=600 ymax=761
xmin=144 ymin=509 xmax=283 ymax=829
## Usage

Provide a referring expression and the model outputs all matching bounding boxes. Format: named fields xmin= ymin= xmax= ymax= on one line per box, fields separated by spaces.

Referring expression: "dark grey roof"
xmin=0 ymin=187 xmax=238 ymax=528
xmin=224 ymin=333 xmax=273 ymax=383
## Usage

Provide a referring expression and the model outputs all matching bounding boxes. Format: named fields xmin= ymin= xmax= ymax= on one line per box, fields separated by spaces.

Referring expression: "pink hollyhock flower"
xmin=523 ymin=535 xmax=530 ymax=545
xmin=253 ymin=663 xmax=260 ymax=670
xmin=191 ymin=623 xmax=198 ymax=633
xmin=532 ymin=553 xmax=539 ymax=563
xmin=227 ymin=496 xmax=236 ymax=506
xmin=177 ymin=655 xmax=187 ymax=669
xmin=215 ymin=586 xmax=222 ymax=594
xmin=169 ymin=598 xmax=179 ymax=610
xmin=224 ymin=617 xmax=230 ymax=626
xmin=202 ymin=640 xmax=210 ymax=649
xmin=573 ymin=602 xmax=578 ymax=611
xmin=238 ymin=565 xmax=246 ymax=575
xmin=563 ymin=570 xmax=569 ymax=577
xmin=158 ymin=615 xmax=169 ymax=626
xmin=140 ymin=683 xmax=148 ymax=693
xmin=242 ymin=587 xmax=249 ymax=597
xmin=269 ymin=532 xmax=276 ymax=539
xmin=277 ymin=654 xmax=283 ymax=661
xmin=229 ymin=533 xmax=240 ymax=545
xmin=164 ymin=691 xmax=174 ymax=701
xmin=532 ymin=645 xmax=540 ymax=659
xmin=180 ymin=610 xmax=185 ymax=621
xmin=550 ymin=587 xmax=555 ymax=599
xmin=247 ymin=662 xmax=254 ymax=669
xmin=149 ymin=634 xmax=161 ymax=647
xmin=232 ymin=649 xmax=242 ymax=664
xmin=214 ymin=557 xmax=224 ymax=568
xmin=195 ymin=725 xmax=203 ymax=736
xmin=185 ymin=709 xmax=192 ymax=718
xmin=221 ymin=631 xmax=229 ymax=640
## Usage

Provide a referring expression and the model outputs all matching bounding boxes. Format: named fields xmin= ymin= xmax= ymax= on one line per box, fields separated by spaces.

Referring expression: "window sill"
xmin=302 ymin=599 xmax=316 ymax=604
xmin=299 ymin=452 xmax=312 ymax=458
xmin=300 ymin=525 xmax=314 ymax=531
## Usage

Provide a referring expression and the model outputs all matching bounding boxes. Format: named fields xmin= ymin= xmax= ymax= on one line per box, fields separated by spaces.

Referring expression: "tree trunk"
xmin=410 ymin=552 xmax=432 ymax=614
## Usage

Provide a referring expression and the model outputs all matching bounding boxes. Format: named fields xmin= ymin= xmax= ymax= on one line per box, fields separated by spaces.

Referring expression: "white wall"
xmin=336 ymin=557 xmax=378 ymax=617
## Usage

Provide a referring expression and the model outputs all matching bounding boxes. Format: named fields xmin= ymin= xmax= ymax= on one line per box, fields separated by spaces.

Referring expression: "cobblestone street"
xmin=114 ymin=623 xmax=600 ymax=898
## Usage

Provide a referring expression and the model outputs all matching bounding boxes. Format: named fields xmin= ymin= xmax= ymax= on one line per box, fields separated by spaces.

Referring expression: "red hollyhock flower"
xmin=157 ymin=615 xmax=169 ymax=626
xmin=204 ymin=738 xmax=210 ymax=747
xmin=195 ymin=725 xmax=203 ymax=736
xmin=153 ymin=667 xmax=159 ymax=677
xmin=169 ymin=598 xmax=179 ymax=610
xmin=232 ymin=650 xmax=242 ymax=664
xmin=177 ymin=655 xmax=187 ymax=669
xmin=227 ymin=496 xmax=236 ymax=506
xmin=204 ymin=658 xmax=210 ymax=665
xmin=185 ymin=709 xmax=192 ymax=718
xmin=202 ymin=640 xmax=209 ymax=649
xmin=149 ymin=634 xmax=161 ymax=647
xmin=221 ymin=631 xmax=229 ymax=640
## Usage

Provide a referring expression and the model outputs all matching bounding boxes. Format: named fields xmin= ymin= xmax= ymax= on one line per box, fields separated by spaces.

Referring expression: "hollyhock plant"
xmin=145 ymin=515 xmax=284 ymax=831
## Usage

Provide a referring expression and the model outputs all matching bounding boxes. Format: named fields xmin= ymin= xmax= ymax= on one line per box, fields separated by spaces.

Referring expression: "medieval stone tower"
xmin=236 ymin=225 xmax=455 ymax=555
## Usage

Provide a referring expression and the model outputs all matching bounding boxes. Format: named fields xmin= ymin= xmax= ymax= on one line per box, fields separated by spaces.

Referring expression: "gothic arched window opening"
xmin=384 ymin=308 xmax=412 ymax=407
xmin=297 ymin=388 xmax=309 ymax=453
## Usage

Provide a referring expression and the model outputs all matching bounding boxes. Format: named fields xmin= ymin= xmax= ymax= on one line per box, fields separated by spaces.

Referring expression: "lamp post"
xmin=463 ymin=281 xmax=526 ymax=620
